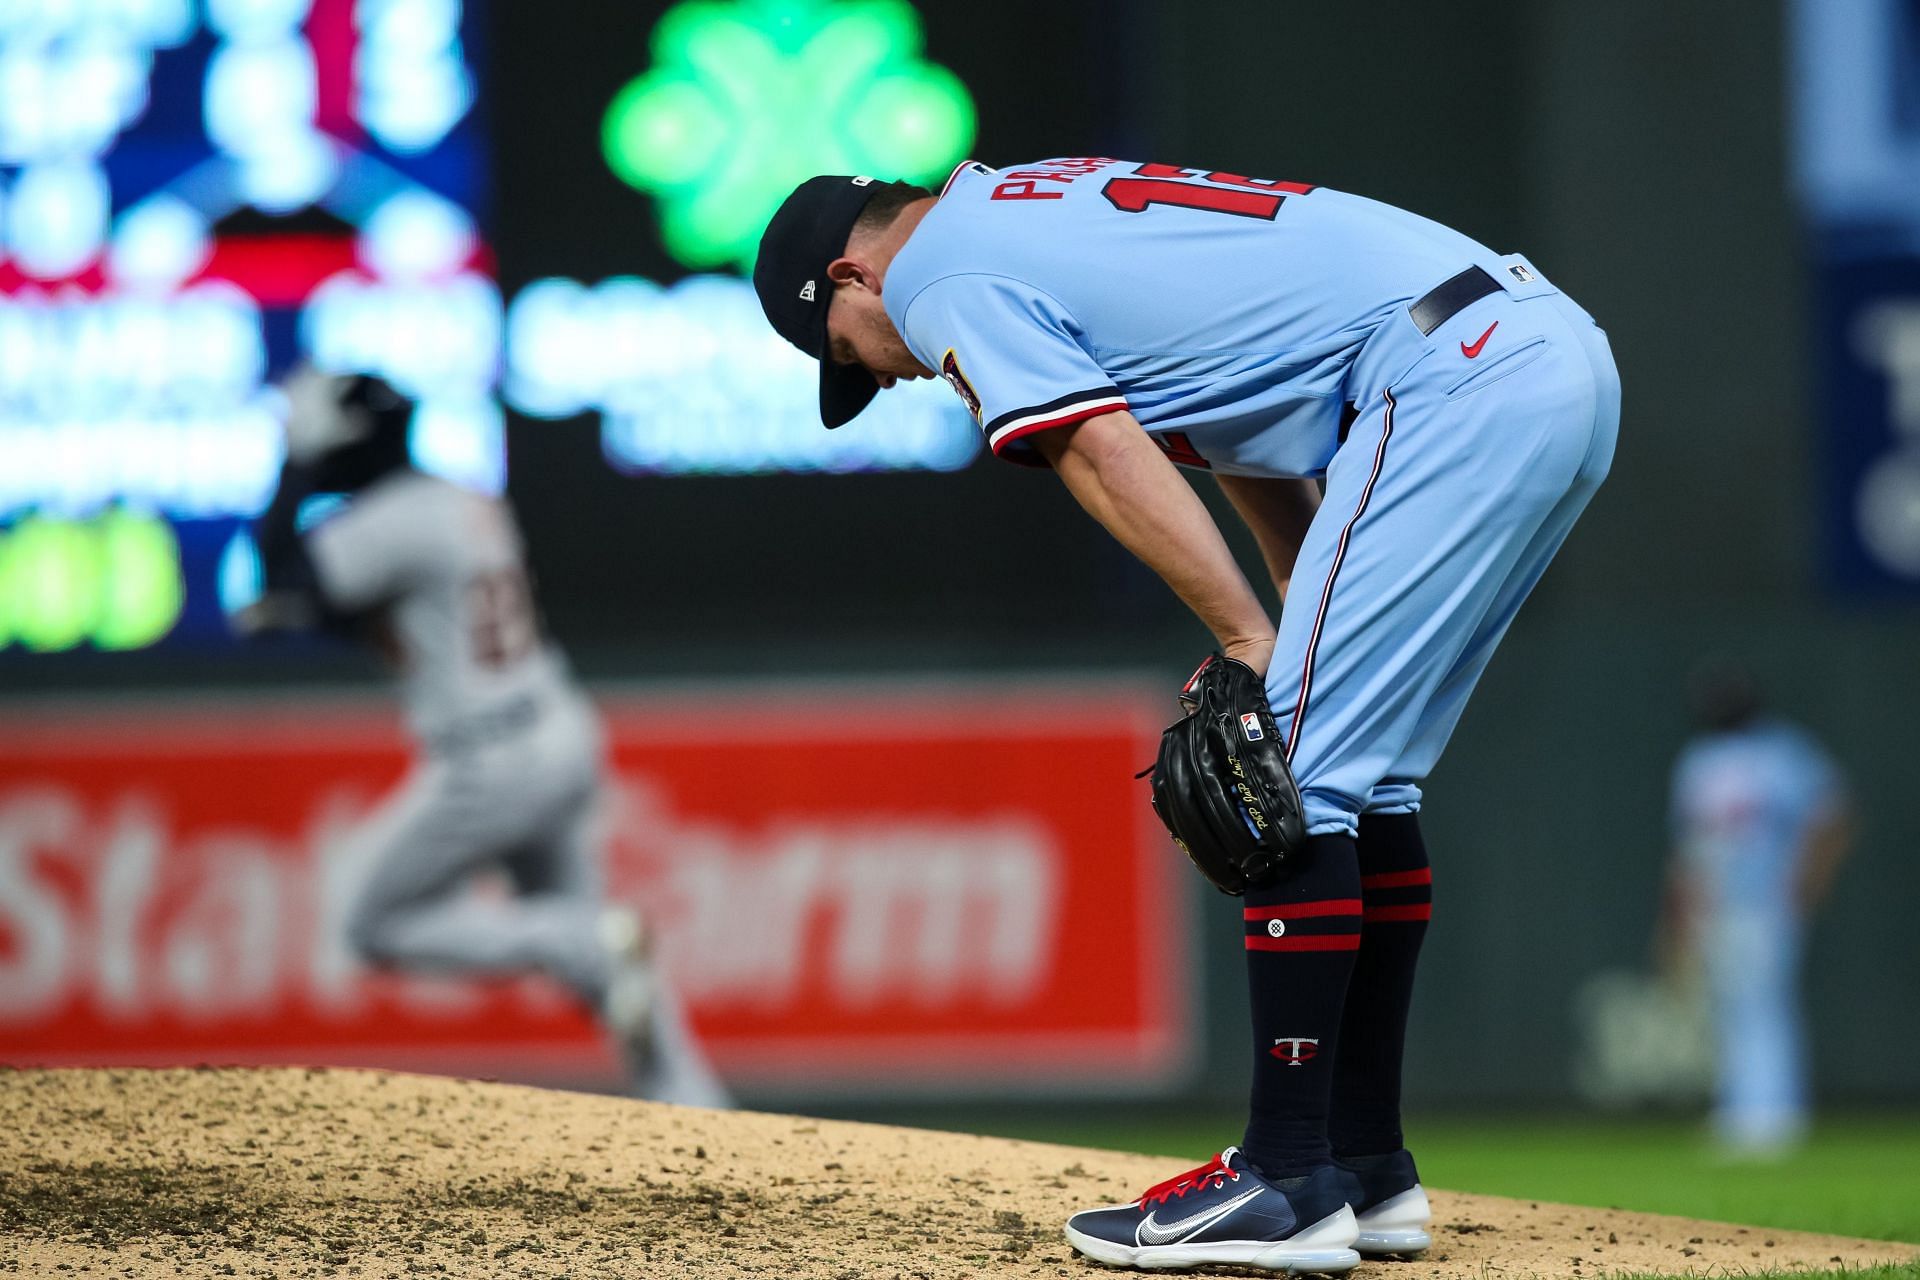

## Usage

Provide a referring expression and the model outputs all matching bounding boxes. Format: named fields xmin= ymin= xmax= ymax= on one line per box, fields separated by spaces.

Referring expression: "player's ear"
xmin=826 ymin=256 xmax=875 ymax=293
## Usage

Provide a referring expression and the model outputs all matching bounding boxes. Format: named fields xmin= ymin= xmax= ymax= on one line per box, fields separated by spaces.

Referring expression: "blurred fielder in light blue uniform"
xmin=1667 ymin=668 xmax=1853 ymax=1155
xmin=755 ymin=156 xmax=1619 ymax=1271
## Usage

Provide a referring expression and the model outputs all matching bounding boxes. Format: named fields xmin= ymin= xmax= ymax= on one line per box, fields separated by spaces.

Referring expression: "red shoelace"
xmin=1137 ymin=1152 xmax=1241 ymax=1208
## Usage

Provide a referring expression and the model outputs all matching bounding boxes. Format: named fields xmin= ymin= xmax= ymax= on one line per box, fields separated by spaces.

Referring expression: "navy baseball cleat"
xmin=1334 ymin=1149 xmax=1432 ymax=1255
xmin=1063 ymin=1148 xmax=1361 ymax=1273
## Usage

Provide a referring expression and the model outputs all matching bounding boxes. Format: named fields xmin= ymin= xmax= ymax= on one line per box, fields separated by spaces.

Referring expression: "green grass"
xmin=1403 ymin=1114 xmax=1920 ymax=1245
xmin=879 ymin=1105 xmax=1920 ymax=1277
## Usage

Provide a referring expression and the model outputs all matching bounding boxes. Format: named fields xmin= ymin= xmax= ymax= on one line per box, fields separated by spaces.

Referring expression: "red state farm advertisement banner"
xmin=0 ymin=685 xmax=1187 ymax=1094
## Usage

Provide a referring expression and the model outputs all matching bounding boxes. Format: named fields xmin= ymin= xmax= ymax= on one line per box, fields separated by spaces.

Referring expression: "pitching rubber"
xmin=1063 ymin=1204 xmax=1362 ymax=1273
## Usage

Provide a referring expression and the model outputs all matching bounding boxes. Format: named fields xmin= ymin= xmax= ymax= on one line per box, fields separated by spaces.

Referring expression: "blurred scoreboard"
xmin=0 ymin=0 xmax=501 ymax=653
xmin=0 ymin=1 xmax=1131 ymax=663
xmin=0 ymin=0 xmax=1045 ymax=658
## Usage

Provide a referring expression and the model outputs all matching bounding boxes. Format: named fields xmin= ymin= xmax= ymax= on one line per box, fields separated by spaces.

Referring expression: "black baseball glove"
xmin=1147 ymin=653 xmax=1307 ymax=895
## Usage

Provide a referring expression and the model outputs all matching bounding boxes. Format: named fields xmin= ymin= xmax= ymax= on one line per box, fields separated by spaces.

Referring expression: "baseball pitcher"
xmin=754 ymin=158 xmax=1619 ymax=1272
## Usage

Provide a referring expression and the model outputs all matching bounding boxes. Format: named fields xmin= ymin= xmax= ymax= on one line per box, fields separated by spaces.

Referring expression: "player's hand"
xmin=1222 ymin=634 xmax=1275 ymax=678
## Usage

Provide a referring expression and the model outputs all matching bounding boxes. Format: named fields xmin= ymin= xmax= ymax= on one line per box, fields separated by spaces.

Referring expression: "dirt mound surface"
xmin=1 ymin=1068 xmax=1912 ymax=1279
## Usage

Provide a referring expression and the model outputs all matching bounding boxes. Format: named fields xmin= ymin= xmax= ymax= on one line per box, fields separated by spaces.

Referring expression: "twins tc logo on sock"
xmin=1269 ymin=1036 xmax=1321 ymax=1066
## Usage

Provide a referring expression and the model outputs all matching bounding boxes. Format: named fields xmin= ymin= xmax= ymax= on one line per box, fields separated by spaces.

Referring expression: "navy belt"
xmin=1407 ymin=265 xmax=1504 ymax=336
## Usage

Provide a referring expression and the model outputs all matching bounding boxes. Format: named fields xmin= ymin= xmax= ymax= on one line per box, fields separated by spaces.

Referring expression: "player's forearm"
xmin=1036 ymin=412 xmax=1275 ymax=666
xmin=1215 ymin=474 xmax=1321 ymax=601
xmin=239 ymin=462 xmax=347 ymax=637
xmin=256 ymin=461 xmax=320 ymax=591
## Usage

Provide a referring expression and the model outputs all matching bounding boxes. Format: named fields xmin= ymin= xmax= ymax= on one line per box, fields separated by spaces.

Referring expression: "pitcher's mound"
xmin=1 ymin=1069 xmax=1912 ymax=1279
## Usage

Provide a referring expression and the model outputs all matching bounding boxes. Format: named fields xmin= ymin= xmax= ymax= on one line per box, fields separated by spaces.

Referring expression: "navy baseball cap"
xmin=754 ymin=174 xmax=906 ymax=429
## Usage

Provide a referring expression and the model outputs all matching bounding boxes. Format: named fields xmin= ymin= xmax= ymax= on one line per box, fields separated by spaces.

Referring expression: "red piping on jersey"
xmin=988 ymin=396 xmax=1130 ymax=459
xmin=1285 ymin=388 xmax=1397 ymax=765
xmin=940 ymin=160 xmax=978 ymax=198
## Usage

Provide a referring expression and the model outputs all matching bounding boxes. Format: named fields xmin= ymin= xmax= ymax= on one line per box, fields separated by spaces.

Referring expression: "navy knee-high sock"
xmin=1239 ymin=833 xmax=1362 ymax=1179
xmin=1328 ymin=811 xmax=1433 ymax=1158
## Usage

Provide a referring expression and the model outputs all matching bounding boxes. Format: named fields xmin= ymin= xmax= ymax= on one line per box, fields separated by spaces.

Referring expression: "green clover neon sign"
xmin=603 ymin=0 xmax=976 ymax=272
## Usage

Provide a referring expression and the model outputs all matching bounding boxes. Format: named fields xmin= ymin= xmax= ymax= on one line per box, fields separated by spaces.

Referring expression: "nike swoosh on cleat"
xmin=1136 ymin=1185 xmax=1267 ymax=1246
xmin=1461 ymin=321 xmax=1498 ymax=358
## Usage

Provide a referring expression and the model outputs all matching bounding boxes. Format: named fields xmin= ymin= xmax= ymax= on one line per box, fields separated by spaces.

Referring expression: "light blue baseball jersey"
xmin=1670 ymin=720 xmax=1844 ymax=918
xmin=884 ymin=157 xmax=1511 ymax=474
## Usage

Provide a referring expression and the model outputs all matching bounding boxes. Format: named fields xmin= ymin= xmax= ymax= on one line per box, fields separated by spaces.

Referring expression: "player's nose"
xmin=873 ymin=371 xmax=897 ymax=389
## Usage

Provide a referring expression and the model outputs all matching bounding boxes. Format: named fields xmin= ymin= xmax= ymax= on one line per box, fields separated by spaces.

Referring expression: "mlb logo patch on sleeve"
xmin=1240 ymin=713 xmax=1264 ymax=741
xmin=940 ymin=349 xmax=981 ymax=420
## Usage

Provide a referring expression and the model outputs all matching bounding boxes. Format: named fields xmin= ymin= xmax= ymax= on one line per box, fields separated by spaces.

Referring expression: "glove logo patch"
xmin=1240 ymin=712 xmax=1264 ymax=741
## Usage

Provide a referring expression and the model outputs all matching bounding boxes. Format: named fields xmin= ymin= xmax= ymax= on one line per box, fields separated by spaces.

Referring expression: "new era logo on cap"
xmin=798 ymin=280 xmax=816 ymax=301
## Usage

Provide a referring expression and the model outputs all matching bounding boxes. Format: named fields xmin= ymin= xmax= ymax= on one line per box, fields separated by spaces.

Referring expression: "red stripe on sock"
xmin=1360 ymin=868 xmax=1432 ymax=890
xmin=1363 ymin=904 xmax=1432 ymax=923
xmin=1243 ymin=899 xmax=1364 ymax=921
xmin=1245 ymin=932 xmax=1363 ymax=952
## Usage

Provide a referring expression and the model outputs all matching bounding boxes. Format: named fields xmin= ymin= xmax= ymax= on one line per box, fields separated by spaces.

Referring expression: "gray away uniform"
xmin=307 ymin=470 xmax=725 ymax=1105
